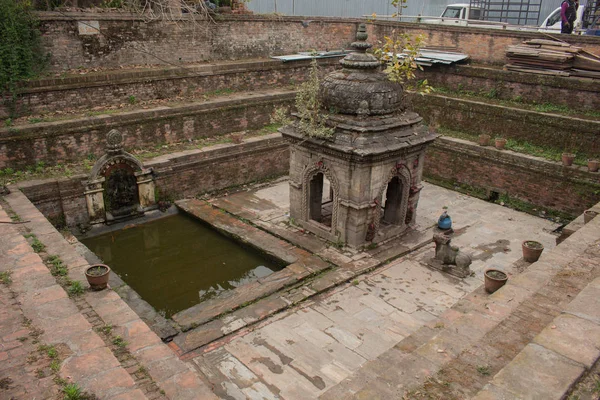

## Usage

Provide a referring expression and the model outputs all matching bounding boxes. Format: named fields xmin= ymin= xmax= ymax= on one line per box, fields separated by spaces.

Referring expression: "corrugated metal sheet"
xmin=247 ymin=0 xmax=561 ymax=26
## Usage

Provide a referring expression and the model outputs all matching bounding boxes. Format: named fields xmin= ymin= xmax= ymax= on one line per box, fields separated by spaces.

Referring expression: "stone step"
xmin=473 ymin=214 xmax=600 ymax=399
xmin=320 ymin=205 xmax=600 ymax=399
xmin=3 ymin=57 xmax=340 ymax=118
xmin=3 ymin=189 xmax=218 ymax=400
xmin=0 ymin=88 xmax=295 ymax=170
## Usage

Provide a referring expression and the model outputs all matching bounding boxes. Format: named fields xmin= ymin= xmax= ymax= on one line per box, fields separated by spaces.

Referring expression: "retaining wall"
xmin=0 ymin=92 xmax=294 ymax=169
xmin=3 ymin=58 xmax=339 ymax=118
xmin=419 ymin=65 xmax=600 ymax=113
xmin=37 ymin=12 xmax=600 ymax=72
xmin=17 ymin=133 xmax=289 ymax=228
xmin=411 ymin=93 xmax=600 ymax=155
xmin=424 ymin=136 xmax=600 ymax=215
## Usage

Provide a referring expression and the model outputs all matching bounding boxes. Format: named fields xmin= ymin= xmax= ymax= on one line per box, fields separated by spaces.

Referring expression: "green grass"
xmin=112 ymin=336 xmax=127 ymax=348
xmin=98 ymin=324 xmax=113 ymax=335
xmin=31 ymin=237 xmax=45 ymax=253
xmin=431 ymin=86 xmax=600 ymax=119
xmin=50 ymin=359 xmax=61 ymax=373
xmin=67 ymin=280 xmax=85 ymax=296
xmin=438 ymin=127 xmax=589 ymax=166
xmin=476 ymin=365 xmax=491 ymax=376
xmin=0 ymin=271 xmax=12 ymax=285
xmin=38 ymin=344 xmax=58 ymax=359
xmin=62 ymin=383 xmax=83 ymax=400
xmin=47 ymin=255 xmax=68 ymax=277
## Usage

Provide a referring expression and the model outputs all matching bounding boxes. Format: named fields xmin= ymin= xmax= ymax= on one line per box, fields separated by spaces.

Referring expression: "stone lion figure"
xmin=433 ymin=233 xmax=472 ymax=277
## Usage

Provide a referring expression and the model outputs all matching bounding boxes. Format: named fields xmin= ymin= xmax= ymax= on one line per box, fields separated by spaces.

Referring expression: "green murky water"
xmin=82 ymin=214 xmax=283 ymax=318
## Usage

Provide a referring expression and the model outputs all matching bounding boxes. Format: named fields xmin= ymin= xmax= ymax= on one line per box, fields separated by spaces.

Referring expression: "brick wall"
xmin=424 ymin=137 xmax=600 ymax=215
xmin=37 ymin=13 xmax=600 ymax=72
xmin=0 ymin=92 xmax=294 ymax=169
xmin=3 ymin=58 xmax=338 ymax=118
xmin=19 ymin=135 xmax=600 ymax=229
xmin=419 ymin=65 xmax=600 ymax=113
xmin=410 ymin=93 xmax=600 ymax=155
xmin=18 ymin=134 xmax=289 ymax=227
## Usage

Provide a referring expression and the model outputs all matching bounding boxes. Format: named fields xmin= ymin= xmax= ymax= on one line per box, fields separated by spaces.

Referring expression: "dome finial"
xmin=340 ymin=23 xmax=379 ymax=69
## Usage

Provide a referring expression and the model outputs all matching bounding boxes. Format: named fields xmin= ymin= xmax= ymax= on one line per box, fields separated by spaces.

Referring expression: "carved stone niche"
xmin=281 ymin=24 xmax=437 ymax=248
xmin=85 ymin=129 xmax=156 ymax=224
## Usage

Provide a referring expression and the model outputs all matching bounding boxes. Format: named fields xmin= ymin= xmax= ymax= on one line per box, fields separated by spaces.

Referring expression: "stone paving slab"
xmin=491 ymin=343 xmax=585 ymax=399
xmin=179 ymin=182 xmax=562 ymax=399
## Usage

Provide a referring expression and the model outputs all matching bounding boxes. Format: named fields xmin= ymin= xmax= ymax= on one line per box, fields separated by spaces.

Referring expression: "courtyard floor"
xmin=4 ymin=180 xmax=600 ymax=400
xmin=185 ymin=181 xmax=560 ymax=399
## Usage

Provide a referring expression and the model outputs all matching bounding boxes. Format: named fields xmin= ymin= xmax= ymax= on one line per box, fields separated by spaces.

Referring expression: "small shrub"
xmin=127 ymin=95 xmax=136 ymax=105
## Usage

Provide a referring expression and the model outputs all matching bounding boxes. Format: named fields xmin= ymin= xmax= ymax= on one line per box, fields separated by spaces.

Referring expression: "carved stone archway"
xmin=85 ymin=130 xmax=156 ymax=224
xmin=369 ymin=164 xmax=412 ymax=240
xmin=301 ymin=160 xmax=340 ymax=235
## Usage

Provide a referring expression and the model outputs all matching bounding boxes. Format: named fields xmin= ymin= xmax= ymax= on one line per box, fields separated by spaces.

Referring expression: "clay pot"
xmin=522 ymin=240 xmax=544 ymax=263
xmin=484 ymin=268 xmax=508 ymax=294
xmin=495 ymin=138 xmax=507 ymax=150
xmin=588 ymin=159 xmax=599 ymax=172
xmin=561 ymin=153 xmax=575 ymax=166
xmin=85 ymin=264 xmax=110 ymax=291
xmin=230 ymin=133 xmax=244 ymax=144
xmin=478 ymin=134 xmax=491 ymax=146
xmin=584 ymin=210 xmax=598 ymax=224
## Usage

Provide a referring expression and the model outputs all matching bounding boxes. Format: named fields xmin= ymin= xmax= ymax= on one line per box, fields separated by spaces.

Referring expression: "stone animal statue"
xmin=433 ymin=233 xmax=472 ymax=277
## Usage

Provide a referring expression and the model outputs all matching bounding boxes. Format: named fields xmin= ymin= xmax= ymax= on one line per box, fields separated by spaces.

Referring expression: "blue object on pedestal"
xmin=438 ymin=211 xmax=452 ymax=230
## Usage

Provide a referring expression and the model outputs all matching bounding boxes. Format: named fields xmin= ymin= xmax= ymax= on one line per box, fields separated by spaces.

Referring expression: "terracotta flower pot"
xmin=588 ymin=159 xmax=599 ymax=172
xmin=478 ymin=134 xmax=491 ymax=146
xmin=584 ymin=210 xmax=598 ymax=224
xmin=495 ymin=138 xmax=507 ymax=150
xmin=522 ymin=240 xmax=544 ymax=263
xmin=484 ymin=268 xmax=508 ymax=294
xmin=85 ymin=264 xmax=111 ymax=291
xmin=561 ymin=153 xmax=575 ymax=166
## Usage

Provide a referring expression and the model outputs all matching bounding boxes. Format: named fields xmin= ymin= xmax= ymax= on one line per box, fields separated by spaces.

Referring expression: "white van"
xmin=539 ymin=3 xmax=586 ymax=32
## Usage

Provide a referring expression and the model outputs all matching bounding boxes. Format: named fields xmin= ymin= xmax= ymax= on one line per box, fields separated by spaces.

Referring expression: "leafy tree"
xmin=0 ymin=0 xmax=47 ymax=114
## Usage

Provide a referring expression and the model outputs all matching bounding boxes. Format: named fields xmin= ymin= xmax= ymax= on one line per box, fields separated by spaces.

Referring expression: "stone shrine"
xmin=281 ymin=24 xmax=437 ymax=247
xmin=85 ymin=129 xmax=156 ymax=224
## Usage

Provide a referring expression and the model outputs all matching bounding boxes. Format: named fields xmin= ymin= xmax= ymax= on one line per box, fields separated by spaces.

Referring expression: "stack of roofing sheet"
xmin=505 ymin=39 xmax=600 ymax=78
xmin=271 ymin=49 xmax=470 ymax=67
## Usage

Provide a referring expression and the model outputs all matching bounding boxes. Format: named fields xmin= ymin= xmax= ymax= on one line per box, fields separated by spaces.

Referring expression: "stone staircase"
xmin=320 ymin=208 xmax=600 ymax=399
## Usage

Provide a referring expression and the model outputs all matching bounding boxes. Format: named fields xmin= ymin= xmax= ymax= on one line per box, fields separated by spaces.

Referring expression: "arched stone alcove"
xmin=85 ymin=130 xmax=156 ymax=224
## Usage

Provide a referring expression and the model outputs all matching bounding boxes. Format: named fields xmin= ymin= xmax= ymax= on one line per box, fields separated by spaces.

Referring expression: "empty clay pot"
xmin=561 ymin=153 xmax=575 ymax=166
xmin=479 ymin=134 xmax=491 ymax=146
xmin=588 ymin=159 xmax=599 ymax=172
xmin=584 ymin=210 xmax=598 ymax=224
xmin=495 ymin=138 xmax=507 ymax=150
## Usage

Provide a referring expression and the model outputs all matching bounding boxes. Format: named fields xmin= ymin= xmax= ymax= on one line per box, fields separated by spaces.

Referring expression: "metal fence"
xmin=247 ymin=0 xmax=565 ymax=26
